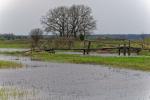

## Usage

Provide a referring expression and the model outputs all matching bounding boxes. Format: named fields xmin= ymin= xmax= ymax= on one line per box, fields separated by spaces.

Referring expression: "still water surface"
xmin=0 ymin=54 xmax=150 ymax=100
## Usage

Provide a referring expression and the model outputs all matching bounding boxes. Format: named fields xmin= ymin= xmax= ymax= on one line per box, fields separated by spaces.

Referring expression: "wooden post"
xmin=118 ymin=44 xmax=121 ymax=56
xmin=128 ymin=40 xmax=131 ymax=56
xmin=87 ymin=41 xmax=91 ymax=54
xmin=136 ymin=50 xmax=139 ymax=55
xmin=123 ymin=43 xmax=126 ymax=56
xmin=83 ymin=49 xmax=86 ymax=55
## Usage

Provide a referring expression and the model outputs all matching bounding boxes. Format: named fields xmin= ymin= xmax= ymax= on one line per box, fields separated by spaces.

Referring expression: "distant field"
xmin=0 ymin=40 xmax=30 ymax=48
xmin=41 ymin=39 xmax=146 ymax=49
xmin=0 ymin=39 xmax=148 ymax=49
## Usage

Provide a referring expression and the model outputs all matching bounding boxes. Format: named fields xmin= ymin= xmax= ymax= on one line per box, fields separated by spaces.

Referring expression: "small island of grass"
xmin=0 ymin=60 xmax=22 ymax=69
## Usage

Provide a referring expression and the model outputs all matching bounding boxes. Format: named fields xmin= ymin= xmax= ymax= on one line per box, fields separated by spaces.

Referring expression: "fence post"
xmin=87 ymin=41 xmax=91 ymax=54
xmin=123 ymin=43 xmax=126 ymax=56
xmin=83 ymin=49 xmax=86 ymax=55
xmin=128 ymin=40 xmax=131 ymax=56
xmin=118 ymin=44 xmax=121 ymax=56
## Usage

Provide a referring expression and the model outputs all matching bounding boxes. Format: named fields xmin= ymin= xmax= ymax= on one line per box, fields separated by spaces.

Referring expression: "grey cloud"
xmin=0 ymin=0 xmax=150 ymax=35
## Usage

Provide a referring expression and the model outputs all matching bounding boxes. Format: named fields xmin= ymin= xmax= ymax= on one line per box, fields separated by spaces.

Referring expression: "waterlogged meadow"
xmin=0 ymin=48 xmax=150 ymax=100
xmin=0 ymin=0 xmax=150 ymax=99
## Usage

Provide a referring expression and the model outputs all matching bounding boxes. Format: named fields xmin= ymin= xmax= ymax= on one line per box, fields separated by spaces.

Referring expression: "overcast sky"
xmin=0 ymin=0 xmax=150 ymax=35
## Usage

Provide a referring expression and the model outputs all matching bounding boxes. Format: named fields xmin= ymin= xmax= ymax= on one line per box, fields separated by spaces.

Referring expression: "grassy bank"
xmin=1 ymin=50 xmax=150 ymax=71
xmin=0 ymin=60 xmax=22 ymax=69
xmin=27 ymin=52 xmax=150 ymax=71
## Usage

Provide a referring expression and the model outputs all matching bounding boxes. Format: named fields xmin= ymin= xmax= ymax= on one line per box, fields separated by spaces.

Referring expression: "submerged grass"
xmin=0 ymin=86 xmax=37 ymax=100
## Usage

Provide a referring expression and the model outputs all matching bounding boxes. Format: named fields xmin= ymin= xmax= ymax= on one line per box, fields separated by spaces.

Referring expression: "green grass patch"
xmin=0 ymin=40 xmax=30 ymax=48
xmin=139 ymin=50 xmax=150 ymax=56
xmin=1 ymin=50 xmax=150 ymax=71
xmin=1 ymin=51 xmax=150 ymax=71
xmin=0 ymin=60 xmax=22 ymax=69
xmin=29 ymin=52 xmax=150 ymax=71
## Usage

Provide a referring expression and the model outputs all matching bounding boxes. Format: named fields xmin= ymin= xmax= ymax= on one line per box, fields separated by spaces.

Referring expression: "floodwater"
xmin=0 ymin=54 xmax=150 ymax=100
xmin=0 ymin=48 xmax=137 ymax=57
xmin=57 ymin=51 xmax=138 ymax=57
xmin=0 ymin=48 xmax=29 ymax=52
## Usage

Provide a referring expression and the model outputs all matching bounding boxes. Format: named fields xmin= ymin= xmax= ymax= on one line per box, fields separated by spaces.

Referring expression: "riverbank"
xmin=31 ymin=52 xmax=150 ymax=71
xmin=0 ymin=50 xmax=149 ymax=71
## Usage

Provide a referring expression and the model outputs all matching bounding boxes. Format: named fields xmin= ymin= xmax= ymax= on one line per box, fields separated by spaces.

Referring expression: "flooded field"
xmin=0 ymin=54 xmax=150 ymax=100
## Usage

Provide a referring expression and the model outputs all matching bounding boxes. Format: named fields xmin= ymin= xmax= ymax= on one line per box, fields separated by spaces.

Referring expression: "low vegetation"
xmin=0 ymin=60 xmax=22 ymax=69
xmin=0 ymin=38 xmax=148 ymax=50
xmin=139 ymin=50 xmax=150 ymax=56
xmin=22 ymin=51 xmax=150 ymax=71
xmin=1 ymin=50 xmax=150 ymax=71
xmin=0 ymin=37 xmax=150 ymax=71
xmin=0 ymin=40 xmax=30 ymax=48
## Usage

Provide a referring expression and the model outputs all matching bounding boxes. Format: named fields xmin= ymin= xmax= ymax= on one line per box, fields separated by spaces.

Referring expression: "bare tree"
xmin=69 ymin=5 xmax=96 ymax=38
xmin=41 ymin=5 xmax=96 ymax=38
xmin=41 ymin=6 xmax=69 ymax=37
xmin=29 ymin=28 xmax=43 ymax=50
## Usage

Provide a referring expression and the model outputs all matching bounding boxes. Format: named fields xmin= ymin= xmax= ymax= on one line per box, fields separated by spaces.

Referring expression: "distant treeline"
xmin=0 ymin=34 xmax=28 ymax=40
xmin=0 ymin=34 xmax=150 ymax=40
xmin=86 ymin=34 xmax=150 ymax=40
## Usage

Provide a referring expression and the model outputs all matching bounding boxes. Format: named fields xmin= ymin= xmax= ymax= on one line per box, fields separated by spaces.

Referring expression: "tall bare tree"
xmin=29 ymin=28 xmax=43 ymax=50
xmin=69 ymin=5 xmax=96 ymax=38
xmin=41 ymin=7 xmax=69 ymax=37
xmin=41 ymin=5 xmax=96 ymax=38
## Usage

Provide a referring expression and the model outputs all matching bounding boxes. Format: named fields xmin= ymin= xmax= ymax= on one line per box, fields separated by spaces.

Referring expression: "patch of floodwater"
xmin=0 ymin=48 xmax=29 ymax=52
xmin=0 ymin=54 xmax=150 ymax=100
xmin=57 ymin=51 xmax=138 ymax=57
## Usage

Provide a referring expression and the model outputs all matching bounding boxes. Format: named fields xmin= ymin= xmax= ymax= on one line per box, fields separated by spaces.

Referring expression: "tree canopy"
xmin=41 ymin=5 xmax=96 ymax=38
